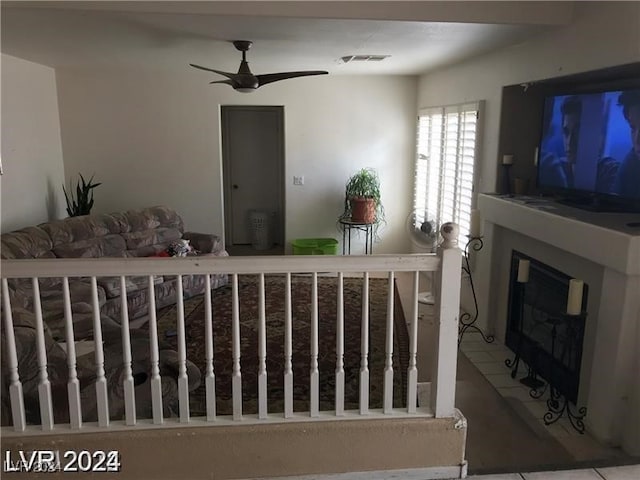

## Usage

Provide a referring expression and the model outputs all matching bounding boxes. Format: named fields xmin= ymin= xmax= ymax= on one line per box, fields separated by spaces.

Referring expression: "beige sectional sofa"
xmin=0 ymin=205 xmax=228 ymax=425
xmin=1 ymin=205 xmax=228 ymax=336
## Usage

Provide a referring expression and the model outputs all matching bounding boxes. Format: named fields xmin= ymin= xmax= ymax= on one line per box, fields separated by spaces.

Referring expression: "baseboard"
xmin=252 ymin=463 xmax=469 ymax=480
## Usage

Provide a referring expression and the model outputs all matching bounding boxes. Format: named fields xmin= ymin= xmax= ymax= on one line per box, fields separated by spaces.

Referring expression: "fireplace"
xmin=479 ymin=193 xmax=640 ymax=453
xmin=506 ymin=251 xmax=588 ymax=403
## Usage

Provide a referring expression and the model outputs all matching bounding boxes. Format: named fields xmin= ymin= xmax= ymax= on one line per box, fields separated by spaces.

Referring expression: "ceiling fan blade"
xmin=209 ymin=79 xmax=234 ymax=86
xmin=189 ymin=63 xmax=235 ymax=80
xmin=257 ymin=71 xmax=328 ymax=87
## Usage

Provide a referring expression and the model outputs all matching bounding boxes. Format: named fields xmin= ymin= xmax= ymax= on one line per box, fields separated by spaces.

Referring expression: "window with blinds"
xmin=414 ymin=102 xmax=481 ymax=246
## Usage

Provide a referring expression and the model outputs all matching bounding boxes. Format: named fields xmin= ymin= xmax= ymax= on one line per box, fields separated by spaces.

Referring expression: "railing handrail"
xmin=0 ymin=254 xmax=439 ymax=278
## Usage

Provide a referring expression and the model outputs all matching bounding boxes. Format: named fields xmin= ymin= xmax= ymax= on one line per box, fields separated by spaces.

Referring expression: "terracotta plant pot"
xmin=350 ymin=197 xmax=376 ymax=223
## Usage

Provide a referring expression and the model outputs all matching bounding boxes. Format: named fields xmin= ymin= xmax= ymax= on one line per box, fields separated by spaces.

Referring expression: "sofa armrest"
xmin=182 ymin=232 xmax=224 ymax=255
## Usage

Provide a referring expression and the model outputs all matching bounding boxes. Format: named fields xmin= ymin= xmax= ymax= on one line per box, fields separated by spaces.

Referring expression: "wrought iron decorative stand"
xmin=519 ymin=340 xmax=545 ymax=390
xmin=542 ymin=313 xmax=588 ymax=434
xmin=504 ymin=276 xmax=544 ymax=390
xmin=458 ymin=236 xmax=495 ymax=346
xmin=505 ymin=280 xmax=526 ymax=377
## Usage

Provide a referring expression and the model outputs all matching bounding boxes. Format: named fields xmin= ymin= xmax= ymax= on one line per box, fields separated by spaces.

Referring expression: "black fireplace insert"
xmin=506 ymin=251 xmax=588 ymax=403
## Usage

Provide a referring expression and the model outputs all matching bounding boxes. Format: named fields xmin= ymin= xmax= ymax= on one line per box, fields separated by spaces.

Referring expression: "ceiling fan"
xmin=190 ymin=40 xmax=328 ymax=93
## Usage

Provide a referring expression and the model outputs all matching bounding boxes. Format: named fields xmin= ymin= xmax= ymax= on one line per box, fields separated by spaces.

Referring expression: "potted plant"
xmin=342 ymin=168 xmax=385 ymax=225
xmin=63 ymin=173 xmax=101 ymax=217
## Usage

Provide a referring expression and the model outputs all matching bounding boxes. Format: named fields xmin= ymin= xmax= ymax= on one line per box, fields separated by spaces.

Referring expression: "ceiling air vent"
xmin=339 ymin=55 xmax=391 ymax=64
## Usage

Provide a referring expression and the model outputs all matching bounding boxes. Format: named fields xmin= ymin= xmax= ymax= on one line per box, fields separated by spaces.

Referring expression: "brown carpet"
xmin=456 ymin=351 xmax=574 ymax=474
xmin=154 ymin=275 xmax=409 ymax=416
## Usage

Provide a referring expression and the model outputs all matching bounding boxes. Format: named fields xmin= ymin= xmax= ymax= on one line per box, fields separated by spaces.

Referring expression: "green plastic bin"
xmin=292 ymin=238 xmax=338 ymax=255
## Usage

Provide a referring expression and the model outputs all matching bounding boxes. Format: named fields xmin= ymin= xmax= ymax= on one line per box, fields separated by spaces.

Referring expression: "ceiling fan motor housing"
xmin=233 ymin=40 xmax=253 ymax=52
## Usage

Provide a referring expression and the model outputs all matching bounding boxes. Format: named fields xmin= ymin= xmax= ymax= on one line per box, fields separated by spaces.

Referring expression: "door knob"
xmin=233 ymin=184 xmax=239 ymax=189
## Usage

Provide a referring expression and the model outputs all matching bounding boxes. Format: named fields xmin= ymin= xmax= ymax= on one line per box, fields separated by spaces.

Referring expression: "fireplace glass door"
xmin=506 ymin=251 xmax=588 ymax=403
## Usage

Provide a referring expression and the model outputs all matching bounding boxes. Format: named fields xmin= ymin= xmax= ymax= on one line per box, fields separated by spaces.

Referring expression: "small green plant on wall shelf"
xmin=340 ymin=168 xmax=386 ymax=236
xmin=63 ymin=173 xmax=101 ymax=217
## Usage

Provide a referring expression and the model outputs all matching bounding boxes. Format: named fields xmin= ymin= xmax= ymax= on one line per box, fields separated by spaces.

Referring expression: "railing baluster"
xmin=383 ymin=271 xmax=395 ymax=414
xmin=231 ymin=274 xmax=242 ymax=420
xmin=176 ymin=275 xmax=190 ymax=423
xmin=204 ymin=275 xmax=216 ymax=422
xmin=91 ymin=277 xmax=109 ymax=427
xmin=120 ymin=276 xmax=136 ymax=426
xmin=284 ymin=273 xmax=294 ymax=418
xmin=310 ymin=272 xmax=319 ymax=417
xmin=32 ymin=278 xmax=54 ymax=430
xmin=2 ymin=279 xmax=26 ymax=431
xmin=147 ymin=276 xmax=163 ymax=424
xmin=406 ymin=271 xmax=419 ymax=413
xmin=335 ymin=273 xmax=345 ymax=416
xmin=258 ymin=273 xmax=268 ymax=419
xmin=62 ymin=278 xmax=82 ymax=429
xmin=360 ymin=272 xmax=370 ymax=415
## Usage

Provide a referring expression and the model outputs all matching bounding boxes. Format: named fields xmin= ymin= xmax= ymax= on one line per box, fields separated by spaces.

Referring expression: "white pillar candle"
xmin=470 ymin=209 xmax=481 ymax=237
xmin=502 ymin=154 xmax=514 ymax=165
xmin=517 ymin=259 xmax=530 ymax=283
xmin=566 ymin=279 xmax=584 ymax=315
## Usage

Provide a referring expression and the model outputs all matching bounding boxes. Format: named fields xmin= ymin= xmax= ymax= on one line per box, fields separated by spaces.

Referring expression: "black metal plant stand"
xmin=339 ymin=218 xmax=374 ymax=255
xmin=458 ymin=236 xmax=495 ymax=346
xmin=543 ymin=313 xmax=587 ymax=434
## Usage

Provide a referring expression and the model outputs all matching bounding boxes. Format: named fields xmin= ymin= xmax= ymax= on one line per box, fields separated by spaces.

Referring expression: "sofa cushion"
xmin=0 ymin=227 xmax=55 ymax=259
xmin=1 ymin=308 xmax=68 ymax=411
xmin=53 ymin=234 xmax=128 ymax=258
xmin=40 ymin=213 xmax=125 ymax=245
xmin=121 ymin=227 xmax=182 ymax=252
xmin=98 ymin=275 xmax=164 ymax=299
xmin=121 ymin=206 xmax=184 ymax=234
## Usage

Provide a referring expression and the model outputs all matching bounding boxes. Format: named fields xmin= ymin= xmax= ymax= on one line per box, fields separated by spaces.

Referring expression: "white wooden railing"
xmin=1 ymin=232 xmax=462 ymax=436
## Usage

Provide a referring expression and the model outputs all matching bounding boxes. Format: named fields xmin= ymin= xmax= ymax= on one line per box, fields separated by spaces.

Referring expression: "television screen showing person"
xmin=537 ymin=90 xmax=638 ymax=197
xmin=613 ymin=89 xmax=640 ymax=198
xmin=538 ymin=96 xmax=582 ymax=189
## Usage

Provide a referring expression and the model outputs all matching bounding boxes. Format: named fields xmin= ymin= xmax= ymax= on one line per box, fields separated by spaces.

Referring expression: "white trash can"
xmin=249 ymin=210 xmax=272 ymax=250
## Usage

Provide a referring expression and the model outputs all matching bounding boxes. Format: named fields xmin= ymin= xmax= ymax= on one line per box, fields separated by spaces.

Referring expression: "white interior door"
xmin=222 ymin=106 xmax=284 ymax=246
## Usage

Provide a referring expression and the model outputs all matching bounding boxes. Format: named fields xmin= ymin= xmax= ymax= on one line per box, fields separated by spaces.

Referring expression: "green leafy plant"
xmin=341 ymin=168 xmax=386 ymax=233
xmin=63 ymin=174 xmax=102 ymax=217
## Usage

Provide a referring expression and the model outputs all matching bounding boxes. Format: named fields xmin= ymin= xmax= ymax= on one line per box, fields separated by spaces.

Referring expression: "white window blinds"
xmin=414 ymin=102 xmax=481 ymax=246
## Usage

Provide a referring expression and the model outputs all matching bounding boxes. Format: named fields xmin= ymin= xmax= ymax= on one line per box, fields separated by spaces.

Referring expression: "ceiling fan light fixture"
xmin=235 ymin=87 xmax=256 ymax=93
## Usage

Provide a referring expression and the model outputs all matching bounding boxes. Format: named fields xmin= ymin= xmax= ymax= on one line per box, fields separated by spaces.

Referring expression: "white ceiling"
xmin=1 ymin=1 xmax=576 ymax=76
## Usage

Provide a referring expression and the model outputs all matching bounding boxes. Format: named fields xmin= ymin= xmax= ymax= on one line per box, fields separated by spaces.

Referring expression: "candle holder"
xmin=501 ymin=164 xmax=513 ymax=196
xmin=542 ymin=312 xmax=588 ymax=434
xmin=458 ymin=235 xmax=494 ymax=346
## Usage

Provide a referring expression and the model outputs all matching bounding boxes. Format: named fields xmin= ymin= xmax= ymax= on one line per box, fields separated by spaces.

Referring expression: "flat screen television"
xmin=536 ymin=88 xmax=640 ymax=212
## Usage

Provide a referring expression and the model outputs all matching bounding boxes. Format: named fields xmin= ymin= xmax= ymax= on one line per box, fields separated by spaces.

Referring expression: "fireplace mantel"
xmin=476 ymin=193 xmax=640 ymax=456
xmin=478 ymin=194 xmax=640 ymax=275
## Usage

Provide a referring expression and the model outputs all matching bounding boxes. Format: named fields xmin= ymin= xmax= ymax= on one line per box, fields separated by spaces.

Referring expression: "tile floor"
xmin=458 ymin=330 xmax=625 ymax=462
xmin=468 ymin=463 xmax=640 ymax=479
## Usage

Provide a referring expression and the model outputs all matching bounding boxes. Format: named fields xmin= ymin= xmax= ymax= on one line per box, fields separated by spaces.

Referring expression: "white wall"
xmin=417 ymin=1 xmax=640 ymax=333
xmin=418 ymin=2 xmax=639 ymax=195
xmin=55 ymin=70 xmax=416 ymax=253
xmin=1 ymin=54 xmax=66 ymax=233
